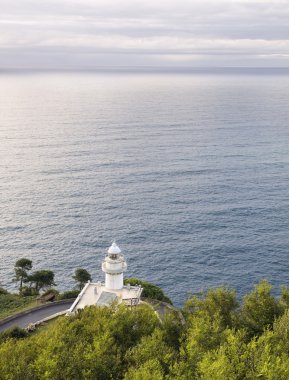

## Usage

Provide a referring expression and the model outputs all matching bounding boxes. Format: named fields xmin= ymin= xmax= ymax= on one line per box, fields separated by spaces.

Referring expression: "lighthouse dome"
xmin=108 ymin=242 xmax=121 ymax=255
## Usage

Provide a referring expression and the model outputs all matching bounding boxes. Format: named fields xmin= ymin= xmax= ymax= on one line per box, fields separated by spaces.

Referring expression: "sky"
xmin=0 ymin=0 xmax=289 ymax=69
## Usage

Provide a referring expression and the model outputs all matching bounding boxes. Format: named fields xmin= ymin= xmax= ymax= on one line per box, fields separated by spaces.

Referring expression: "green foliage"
xmin=124 ymin=359 xmax=164 ymax=380
xmin=14 ymin=257 xmax=32 ymax=293
xmin=58 ymin=290 xmax=79 ymax=300
xmin=272 ymin=309 xmax=289 ymax=354
xmin=73 ymin=268 xmax=92 ymax=290
xmin=0 ymin=337 xmax=39 ymax=379
xmin=13 ymin=259 xmax=58 ymax=296
xmin=197 ymin=329 xmax=250 ymax=379
xmin=162 ymin=311 xmax=184 ymax=350
xmin=125 ymin=328 xmax=176 ymax=377
xmin=177 ymin=287 xmax=239 ymax=374
xmin=1 ymin=280 xmax=289 ymax=379
xmin=0 ymin=293 xmax=37 ymax=319
xmin=0 ymin=326 xmax=28 ymax=343
xmin=15 ymin=258 xmax=32 ymax=270
xmin=280 ymin=285 xmax=289 ymax=309
xmin=124 ymin=278 xmax=173 ymax=304
xmin=240 ymin=280 xmax=282 ymax=336
xmin=0 ymin=287 xmax=8 ymax=295
xmin=110 ymin=303 xmax=160 ymax=355
xmin=184 ymin=287 xmax=238 ymax=328
xmin=183 ymin=310 xmax=229 ymax=373
xmin=27 ymin=270 xmax=56 ymax=294
xmin=21 ymin=286 xmax=38 ymax=296
xmin=0 ymin=304 xmax=161 ymax=379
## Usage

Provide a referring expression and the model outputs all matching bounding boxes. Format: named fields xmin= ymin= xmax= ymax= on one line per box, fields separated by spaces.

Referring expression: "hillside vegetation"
xmin=0 ymin=288 xmax=37 ymax=320
xmin=1 ymin=280 xmax=289 ymax=379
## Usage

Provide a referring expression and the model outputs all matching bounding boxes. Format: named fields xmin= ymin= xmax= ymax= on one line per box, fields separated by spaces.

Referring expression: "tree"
xmin=184 ymin=287 xmax=238 ymax=329
xmin=197 ymin=329 xmax=250 ymax=379
xmin=280 ymin=285 xmax=289 ymax=310
xmin=124 ymin=359 xmax=164 ymax=380
xmin=125 ymin=328 xmax=175 ymax=378
xmin=28 ymin=270 xmax=56 ymax=293
xmin=14 ymin=258 xmax=32 ymax=294
xmin=2 ymin=281 xmax=289 ymax=380
xmin=73 ymin=268 xmax=92 ymax=290
xmin=179 ymin=287 xmax=239 ymax=376
xmin=272 ymin=309 xmax=289 ymax=354
xmin=240 ymin=280 xmax=282 ymax=336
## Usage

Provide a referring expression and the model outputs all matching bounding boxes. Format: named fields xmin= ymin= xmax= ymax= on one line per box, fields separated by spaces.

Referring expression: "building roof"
xmin=108 ymin=242 xmax=121 ymax=254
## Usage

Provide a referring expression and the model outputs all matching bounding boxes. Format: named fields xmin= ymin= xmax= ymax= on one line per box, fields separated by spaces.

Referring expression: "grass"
xmin=0 ymin=293 xmax=38 ymax=320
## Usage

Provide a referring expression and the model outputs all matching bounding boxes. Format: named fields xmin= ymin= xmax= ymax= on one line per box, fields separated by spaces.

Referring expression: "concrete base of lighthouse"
xmin=68 ymin=281 xmax=142 ymax=313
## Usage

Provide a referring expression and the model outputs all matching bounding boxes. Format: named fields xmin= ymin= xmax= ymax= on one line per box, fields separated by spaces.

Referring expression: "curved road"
xmin=0 ymin=301 xmax=73 ymax=333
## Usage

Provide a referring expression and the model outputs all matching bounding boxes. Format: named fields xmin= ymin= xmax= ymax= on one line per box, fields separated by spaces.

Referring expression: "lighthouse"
xmin=68 ymin=242 xmax=141 ymax=313
xmin=102 ymin=242 xmax=127 ymax=290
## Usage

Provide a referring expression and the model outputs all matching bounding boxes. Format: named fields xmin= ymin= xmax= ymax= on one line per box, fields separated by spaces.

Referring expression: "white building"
xmin=68 ymin=243 xmax=142 ymax=313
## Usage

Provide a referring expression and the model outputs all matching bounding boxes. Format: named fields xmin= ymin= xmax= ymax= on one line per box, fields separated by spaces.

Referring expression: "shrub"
xmin=58 ymin=290 xmax=79 ymax=300
xmin=124 ymin=278 xmax=172 ymax=305
xmin=0 ymin=287 xmax=8 ymax=295
xmin=21 ymin=287 xmax=38 ymax=296
xmin=240 ymin=280 xmax=282 ymax=336
xmin=73 ymin=268 xmax=92 ymax=290
xmin=0 ymin=326 xmax=28 ymax=343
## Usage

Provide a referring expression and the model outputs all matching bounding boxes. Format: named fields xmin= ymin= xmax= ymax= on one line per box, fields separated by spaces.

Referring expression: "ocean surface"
xmin=1 ymin=68 xmax=289 ymax=306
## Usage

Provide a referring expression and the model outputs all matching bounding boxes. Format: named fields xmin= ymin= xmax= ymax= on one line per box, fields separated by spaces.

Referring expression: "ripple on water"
xmin=1 ymin=71 xmax=289 ymax=306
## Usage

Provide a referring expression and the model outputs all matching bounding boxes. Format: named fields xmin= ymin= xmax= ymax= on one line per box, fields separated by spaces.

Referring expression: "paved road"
xmin=0 ymin=301 xmax=73 ymax=332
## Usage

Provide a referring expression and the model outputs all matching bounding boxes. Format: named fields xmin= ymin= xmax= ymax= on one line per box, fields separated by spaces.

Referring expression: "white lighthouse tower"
xmin=102 ymin=242 xmax=127 ymax=290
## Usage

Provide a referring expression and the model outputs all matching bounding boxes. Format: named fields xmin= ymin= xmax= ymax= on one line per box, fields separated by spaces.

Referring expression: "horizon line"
xmin=1 ymin=66 xmax=289 ymax=72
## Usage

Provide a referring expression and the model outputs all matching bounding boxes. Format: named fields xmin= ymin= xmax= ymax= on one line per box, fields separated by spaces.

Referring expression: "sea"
xmin=1 ymin=68 xmax=289 ymax=306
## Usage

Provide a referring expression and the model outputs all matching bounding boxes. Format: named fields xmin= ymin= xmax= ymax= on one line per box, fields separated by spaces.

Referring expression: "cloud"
xmin=0 ymin=0 xmax=289 ymax=68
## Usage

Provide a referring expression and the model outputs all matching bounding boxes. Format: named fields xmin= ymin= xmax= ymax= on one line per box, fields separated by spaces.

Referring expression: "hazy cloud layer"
xmin=0 ymin=0 xmax=289 ymax=68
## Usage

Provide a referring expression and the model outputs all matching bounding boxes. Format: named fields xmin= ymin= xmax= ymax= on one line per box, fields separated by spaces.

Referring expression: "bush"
xmin=0 ymin=287 xmax=8 ymax=295
xmin=58 ymin=290 xmax=79 ymax=300
xmin=21 ymin=287 xmax=38 ymax=296
xmin=240 ymin=280 xmax=282 ymax=336
xmin=0 ymin=326 xmax=28 ymax=343
xmin=124 ymin=278 xmax=172 ymax=305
